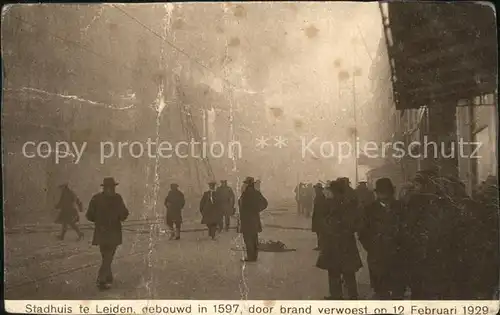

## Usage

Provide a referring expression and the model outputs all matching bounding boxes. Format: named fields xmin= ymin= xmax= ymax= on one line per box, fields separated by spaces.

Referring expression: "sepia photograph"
xmin=1 ymin=1 xmax=499 ymax=302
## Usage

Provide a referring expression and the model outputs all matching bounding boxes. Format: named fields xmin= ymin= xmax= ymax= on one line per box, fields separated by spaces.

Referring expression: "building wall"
xmin=363 ymin=35 xmax=405 ymax=189
xmin=456 ymin=94 xmax=498 ymax=194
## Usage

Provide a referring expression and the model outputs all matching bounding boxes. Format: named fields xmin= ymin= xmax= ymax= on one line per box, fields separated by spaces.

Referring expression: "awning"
xmin=382 ymin=2 xmax=497 ymax=110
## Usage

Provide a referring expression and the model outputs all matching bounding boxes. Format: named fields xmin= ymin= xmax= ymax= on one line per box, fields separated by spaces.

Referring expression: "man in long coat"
xmin=316 ymin=180 xmax=362 ymax=300
xmin=359 ymin=178 xmax=405 ymax=299
xmin=86 ymin=177 xmax=129 ymax=290
xmin=239 ymin=177 xmax=268 ymax=262
xmin=216 ymin=180 xmax=235 ymax=232
xmin=165 ymin=183 xmax=185 ymax=240
xmin=355 ymin=181 xmax=374 ymax=210
xmin=55 ymin=183 xmax=84 ymax=241
xmin=200 ymin=181 xmax=220 ymax=240
xmin=312 ymin=183 xmax=326 ymax=250
xmin=403 ymin=170 xmax=455 ymax=299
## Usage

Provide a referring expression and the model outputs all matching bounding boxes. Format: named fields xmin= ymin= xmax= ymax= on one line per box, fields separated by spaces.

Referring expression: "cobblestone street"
xmin=5 ymin=207 xmax=371 ymax=300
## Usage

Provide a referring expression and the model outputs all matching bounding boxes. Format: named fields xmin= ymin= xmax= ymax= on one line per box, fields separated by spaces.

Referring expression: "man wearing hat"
xmin=86 ymin=177 xmax=129 ymax=290
xmin=165 ymin=183 xmax=185 ymax=240
xmin=355 ymin=181 xmax=374 ymax=210
xmin=316 ymin=179 xmax=362 ymax=300
xmin=238 ymin=176 xmax=268 ymax=262
xmin=200 ymin=181 xmax=221 ymax=240
xmin=216 ymin=180 xmax=235 ymax=232
xmin=55 ymin=183 xmax=84 ymax=241
xmin=358 ymin=177 xmax=405 ymax=299
xmin=404 ymin=170 xmax=461 ymax=299
xmin=337 ymin=177 xmax=357 ymax=202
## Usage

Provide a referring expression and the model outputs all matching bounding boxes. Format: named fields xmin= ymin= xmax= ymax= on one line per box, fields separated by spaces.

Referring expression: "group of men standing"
xmin=311 ymin=172 xmax=499 ymax=300
xmin=164 ymin=179 xmax=238 ymax=240
xmin=294 ymin=182 xmax=314 ymax=217
xmin=54 ymin=176 xmax=268 ymax=291
xmin=165 ymin=177 xmax=267 ymax=262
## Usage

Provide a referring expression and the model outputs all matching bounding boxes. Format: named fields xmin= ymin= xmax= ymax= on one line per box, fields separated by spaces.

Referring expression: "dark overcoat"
xmin=200 ymin=190 xmax=221 ymax=225
xmin=216 ymin=186 xmax=235 ymax=216
xmin=165 ymin=189 xmax=186 ymax=224
xmin=403 ymin=192 xmax=456 ymax=298
xmin=311 ymin=190 xmax=327 ymax=233
xmin=316 ymin=196 xmax=362 ymax=274
xmin=55 ymin=189 xmax=82 ymax=224
xmin=238 ymin=187 xmax=268 ymax=234
xmin=358 ymin=199 xmax=405 ymax=290
xmin=86 ymin=192 xmax=129 ymax=247
xmin=355 ymin=187 xmax=375 ymax=209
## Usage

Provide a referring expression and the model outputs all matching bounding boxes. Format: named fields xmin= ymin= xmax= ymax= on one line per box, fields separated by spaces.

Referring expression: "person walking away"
xmin=216 ymin=180 xmax=236 ymax=232
xmin=55 ymin=183 xmax=84 ymax=241
xmin=86 ymin=177 xmax=129 ymax=290
xmin=312 ymin=183 xmax=326 ymax=250
xmin=165 ymin=183 xmax=185 ymax=240
xmin=317 ymin=180 xmax=362 ymax=300
xmin=200 ymin=181 xmax=220 ymax=240
xmin=359 ymin=178 xmax=405 ymax=299
xmin=404 ymin=170 xmax=453 ymax=299
xmin=238 ymin=177 xmax=268 ymax=262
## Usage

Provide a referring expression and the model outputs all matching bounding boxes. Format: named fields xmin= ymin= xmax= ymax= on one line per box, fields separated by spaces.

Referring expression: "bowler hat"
xmin=101 ymin=177 xmax=119 ymax=186
xmin=374 ymin=178 xmax=394 ymax=193
xmin=339 ymin=177 xmax=350 ymax=184
xmin=208 ymin=181 xmax=217 ymax=186
xmin=171 ymin=183 xmax=179 ymax=188
xmin=244 ymin=177 xmax=255 ymax=184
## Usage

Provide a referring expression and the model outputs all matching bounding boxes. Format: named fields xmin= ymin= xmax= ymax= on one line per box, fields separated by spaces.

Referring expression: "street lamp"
xmin=337 ymin=66 xmax=362 ymax=187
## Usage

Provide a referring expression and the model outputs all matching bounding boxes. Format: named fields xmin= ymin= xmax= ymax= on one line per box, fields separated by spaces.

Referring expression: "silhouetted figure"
xmin=359 ymin=178 xmax=405 ymax=299
xmin=216 ymin=180 xmax=236 ymax=232
xmin=312 ymin=183 xmax=326 ymax=250
xmin=55 ymin=183 xmax=84 ymax=241
xmin=317 ymin=180 xmax=362 ymax=300
xmin=404 ymin=170 xmax=455 ymax=299
xmin=238 ymin=177 xmax=268 ymax=262
xmin=165 ymin=183 xmax=185 ymax=240
xmin=294 ymin=183 xmax=304 ymax=215
xmin=338 ymin=177 xmax=360 ymax=228
xmin=86 ymin=177 xmax=129 ymax=291
xmin=355 ymin=181 xmax=374 ymax=209
xmin=200 ymin=182 xmax=220 ymax=240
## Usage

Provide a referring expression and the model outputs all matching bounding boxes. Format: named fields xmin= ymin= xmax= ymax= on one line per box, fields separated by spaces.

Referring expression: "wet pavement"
xmin=4 ymin=207 xmax=372 ymax=300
